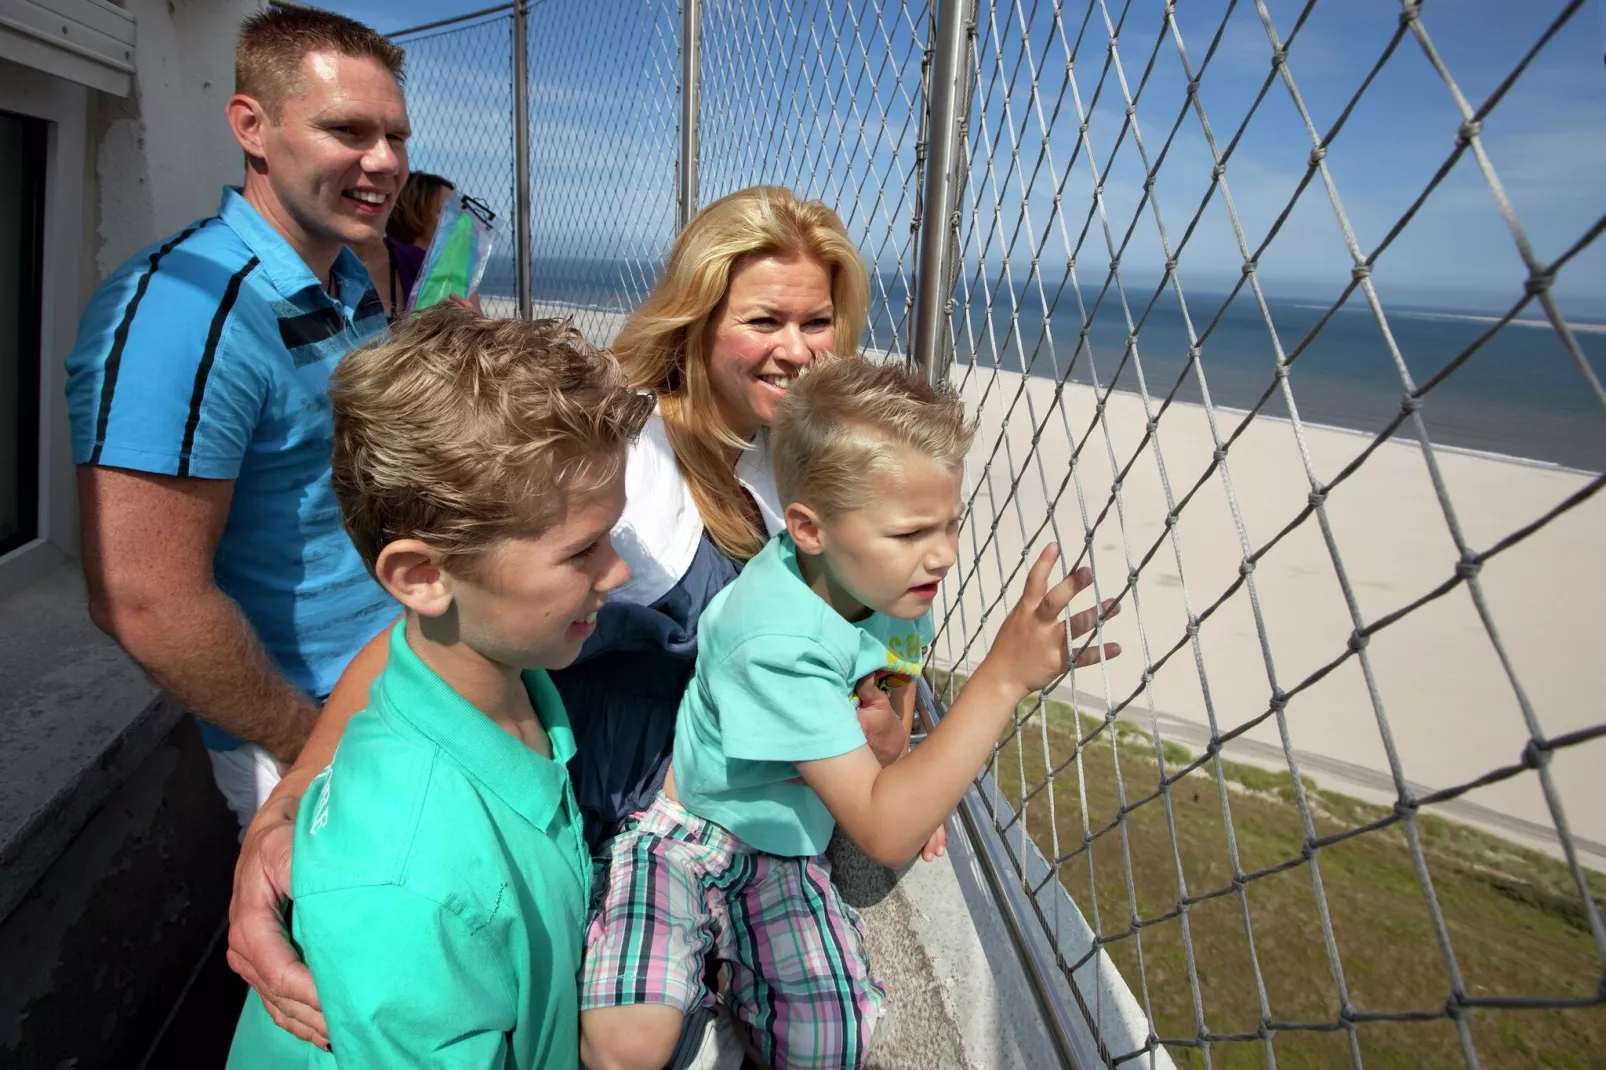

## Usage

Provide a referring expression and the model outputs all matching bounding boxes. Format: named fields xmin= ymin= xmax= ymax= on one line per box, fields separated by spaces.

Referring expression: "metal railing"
xmin=390 ymin=2 xmax=1606 ymax=1065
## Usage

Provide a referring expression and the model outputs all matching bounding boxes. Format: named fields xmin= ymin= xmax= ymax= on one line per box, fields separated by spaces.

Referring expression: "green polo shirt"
xmin=672 ymin=534 xmax=933 ymax=857
xmin=227 ymin=621 xmax=592 ymax=1069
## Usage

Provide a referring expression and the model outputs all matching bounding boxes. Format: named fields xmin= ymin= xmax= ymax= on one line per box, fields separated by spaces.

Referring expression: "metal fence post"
xmin=677 ymin=0 xmax=701 ymax=233
xmin=909 ymin=0 xmax=976 ymax=384
xmin=511 ymin=0 xmax=532 ymax=318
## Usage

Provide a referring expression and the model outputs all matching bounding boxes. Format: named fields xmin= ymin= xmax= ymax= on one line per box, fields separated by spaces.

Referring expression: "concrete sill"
xmin=0 ymin=562 xmax=173 ymax=921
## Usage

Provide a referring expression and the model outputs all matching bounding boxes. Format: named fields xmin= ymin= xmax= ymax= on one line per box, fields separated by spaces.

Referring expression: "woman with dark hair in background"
xmin=351 ymin=170 xmax=455 ymax=321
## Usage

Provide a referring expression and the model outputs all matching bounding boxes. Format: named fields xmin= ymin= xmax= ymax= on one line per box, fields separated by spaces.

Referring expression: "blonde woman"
xmin=227 ymin=186 xmax=917 ymax=1052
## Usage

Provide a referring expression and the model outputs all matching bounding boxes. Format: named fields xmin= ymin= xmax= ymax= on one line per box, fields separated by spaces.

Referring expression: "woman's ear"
xmin=374 ymin=539 xmax=454 ymax=617
xmin=785 ymin=502 xmax=827 ymax=555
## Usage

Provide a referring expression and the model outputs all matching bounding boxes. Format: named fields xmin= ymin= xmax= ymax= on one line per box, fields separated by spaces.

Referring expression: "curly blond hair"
xmin=330 ymin=305 xmax=653 ymax=572
xmin=613 ymin=186 xmax=870 ymax=560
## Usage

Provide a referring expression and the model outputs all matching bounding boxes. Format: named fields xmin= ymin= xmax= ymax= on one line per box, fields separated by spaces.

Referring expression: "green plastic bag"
xmin=409 ymin=194 xmax=497 ymax=313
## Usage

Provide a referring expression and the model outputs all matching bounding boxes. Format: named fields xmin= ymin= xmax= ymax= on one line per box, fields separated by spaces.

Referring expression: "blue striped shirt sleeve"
xmin=65 ymin=233 xmax=267 ymax=480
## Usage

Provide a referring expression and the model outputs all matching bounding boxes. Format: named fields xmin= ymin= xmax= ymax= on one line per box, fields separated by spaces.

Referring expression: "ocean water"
xmin=488 ymin=257 xmax=1606 ymax=472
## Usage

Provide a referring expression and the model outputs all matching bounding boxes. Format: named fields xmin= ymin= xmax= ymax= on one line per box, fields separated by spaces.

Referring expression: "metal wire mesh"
xmin=699 ymin=0 xmax=933 ymax=360
xmin=517 ymin=0 xmax=679 ymax=344
xmin=394 ymin=1 xmax=1606 ymax=1063
xmin=395 ymin=14 xmax=516 ymax=284
xmin=929 ymin=0 xmax=1606 ymax=1065
xmin=396 ymin=3 xmax=677 ymax=343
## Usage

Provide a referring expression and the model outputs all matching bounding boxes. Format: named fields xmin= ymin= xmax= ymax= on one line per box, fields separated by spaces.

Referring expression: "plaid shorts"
xmin=582 ymin=794 xmax=888 ymax=1070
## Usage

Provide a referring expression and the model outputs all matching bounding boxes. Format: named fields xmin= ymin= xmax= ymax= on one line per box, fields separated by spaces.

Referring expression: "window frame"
xmin=1 ymin=108 xmax=48 ymax=557
xmin=0 ymin=60 xmax=88 ymax=601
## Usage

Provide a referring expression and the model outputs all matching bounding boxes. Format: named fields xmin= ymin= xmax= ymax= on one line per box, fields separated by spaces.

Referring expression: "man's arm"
xmin=78 ymin=465 xmax=318 ymax=763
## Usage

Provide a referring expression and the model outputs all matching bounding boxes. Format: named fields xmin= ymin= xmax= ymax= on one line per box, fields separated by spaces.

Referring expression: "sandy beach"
xmin=942 ymin=368 xmax=1605 ymax=866
xmin=482 ymin=294 xmax=1603 ymax=865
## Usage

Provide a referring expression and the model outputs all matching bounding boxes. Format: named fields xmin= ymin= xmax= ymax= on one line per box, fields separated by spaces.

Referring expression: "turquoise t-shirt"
xmin=672 ymin=534 xmax=933 ymax=857
xmin=227 ymin=621 xmax=592 ymax=1069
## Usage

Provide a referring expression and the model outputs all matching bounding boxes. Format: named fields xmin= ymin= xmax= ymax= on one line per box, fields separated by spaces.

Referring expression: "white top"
xmin=611 ymin=411 xmax=785 ymax=607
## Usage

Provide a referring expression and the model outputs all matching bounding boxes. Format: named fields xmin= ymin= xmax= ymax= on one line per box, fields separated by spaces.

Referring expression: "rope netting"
xmin=396 ymin=2 xmax=1606 ymax=1064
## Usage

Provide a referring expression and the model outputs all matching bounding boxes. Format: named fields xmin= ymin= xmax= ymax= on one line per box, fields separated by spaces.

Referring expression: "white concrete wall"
xmin=93 ymin=0 xmax=262 ymax=278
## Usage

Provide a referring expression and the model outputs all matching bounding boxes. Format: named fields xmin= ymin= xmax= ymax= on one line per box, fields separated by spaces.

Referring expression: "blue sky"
xmin=322 ymin=0 xmax=1606 ymax=314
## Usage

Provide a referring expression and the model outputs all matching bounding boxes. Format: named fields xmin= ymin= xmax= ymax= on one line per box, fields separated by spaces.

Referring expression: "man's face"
xmin=254 ymin=51 xmax=410 ymax=250
xmin=447 ymin=472 xmax=631 ymax=672
xmin=809 ymin=452 xmax=963 ymax=622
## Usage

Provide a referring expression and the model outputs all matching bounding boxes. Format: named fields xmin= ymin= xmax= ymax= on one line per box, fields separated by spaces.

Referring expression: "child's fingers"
xmin=1038 ymin=565 xmax=1093 ymax=620
xmin=1071 ymin=641 xmax=1122 ymax=669
xmin=1066 ymin=598 xmax=1119 ymax=640
xmin=1022 ymin=543 xmax=1062 ymax=607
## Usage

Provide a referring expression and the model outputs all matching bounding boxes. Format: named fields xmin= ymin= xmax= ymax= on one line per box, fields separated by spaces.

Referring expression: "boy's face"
xmin=803 ymin=453 xmax=963 ymax=621
xmin=448 ymin=471 xmax=630 ymax=671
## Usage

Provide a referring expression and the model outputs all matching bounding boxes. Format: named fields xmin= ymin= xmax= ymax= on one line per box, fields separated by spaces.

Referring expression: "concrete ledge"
xmin=0 ymin=564 xmax=172 ymax=921
xmin=0 ymin=714 xmax=239 ymax=1067
xmin=829 ymin=827 xmax=1065 ymax=1069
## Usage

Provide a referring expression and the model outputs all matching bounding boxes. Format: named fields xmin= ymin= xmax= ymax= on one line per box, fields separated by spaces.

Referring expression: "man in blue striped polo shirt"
xmin=65 ymin=8 xmax=408 ymax=830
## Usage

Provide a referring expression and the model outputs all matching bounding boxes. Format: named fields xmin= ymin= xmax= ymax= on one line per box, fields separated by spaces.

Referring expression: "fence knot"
xmin=1213 ymin=162 xmax=1226 ymax=180
xmin=1525 ymin=270 xmax=1554 ymax=296
xmin=1186 ymin=344 xmax=1201 ymax=362
xmin=1107 ymin=34 xmax=1118 ymax=52
xmin=1444 ymin=991 xmax=1468 ymax=1019
xmin=1187 ymin=77 xmax=1200 ymax=100
xmin=1186 ymin=616 xmax=1200 ymax=637
xmin=1206 ymin=738 xmax=1222 ymax=756
xmin=1270 ymin=691 xmax=1288 ymax=712
xmin=1239 ymin=559 xmax=1255 ymax=577
xmin=1393 ymin=795 xmax=1419 ymax=818
xmin=1270 ymin=47 xmax=1286 ymax=70
xmin=1400 ymin=394 xmax=1422 ymax=415
xmin=1456 ymin=555 xmax=1481 ymax=580
xmin=1241 ymin=259 xmax=1256 ymax=276
xmin=1308 ymin=145 xmax=1327 ymax=166
xmin=1522 ymin=737 xmax=1550 ymax=769
xmin=1308 ymin=489 xmax=1326 ymax=508
xmin=1147 ymin=417 xmax=1159 ymax=435
xmin=1213 ymin=446 xmax=1227 ymax=463
xmin=1109 ymin=254 xmax=1120 ymax=271
xmin=1165 ymin=257 xmax=1178 ymax=273
xmin=1348 ymin=630 xmax=1370 ymax=653
xmin=1301 ymin=838 xmax=1318 ymax=861
xmin=1164 ymin=511 xmax=1178 ymax=529
xmin=1399 ymin=1 xmax=1422 ymax=26
xmin=1456 ymin=119 xmax=1483 ymax=146
xmin=1351 ymin=262 xmax=1372 ymax=281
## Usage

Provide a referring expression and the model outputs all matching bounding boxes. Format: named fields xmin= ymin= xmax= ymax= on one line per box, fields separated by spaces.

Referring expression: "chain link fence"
xmin=391 ymin=2 xmax=1605 ymax=1065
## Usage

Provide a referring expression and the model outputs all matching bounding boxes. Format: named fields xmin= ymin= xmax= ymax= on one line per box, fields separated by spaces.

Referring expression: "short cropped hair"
xmin=330 ymin=305 xmax=654 ymax=572
xmin=387 ymin=172 xmax=454 ymax=245
xmin=772 ymin=357 xmax=975 ymax=518
xmin=236 ymin=7 xmax=404 ymax=119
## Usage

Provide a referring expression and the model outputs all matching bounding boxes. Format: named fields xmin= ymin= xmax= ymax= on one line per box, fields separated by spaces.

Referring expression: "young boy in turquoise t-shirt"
xmin=226 ymin=306 xmax=652 ymax=1068
xmin=580 ymin=357 xmax=1123 ymax=1070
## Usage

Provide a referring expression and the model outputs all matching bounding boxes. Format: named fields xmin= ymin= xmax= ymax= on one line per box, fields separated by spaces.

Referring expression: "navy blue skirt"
xmin=549 ymin=533 xmax=741 ymax=853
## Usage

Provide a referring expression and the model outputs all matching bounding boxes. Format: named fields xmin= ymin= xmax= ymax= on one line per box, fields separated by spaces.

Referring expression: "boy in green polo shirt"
xmin=580 ymin=357 xmax=1123 ymax=1070
xmin=227 ymin=306 xmax=652 ymax=1068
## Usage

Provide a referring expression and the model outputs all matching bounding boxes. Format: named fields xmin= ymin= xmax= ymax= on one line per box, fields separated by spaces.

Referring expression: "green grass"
xmin=928 ymin=670 xmax=1606 ymax=1068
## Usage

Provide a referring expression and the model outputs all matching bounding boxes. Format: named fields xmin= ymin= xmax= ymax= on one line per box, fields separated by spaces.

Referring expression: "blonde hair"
xmin=772 ymin=357 xmax=975 ymax=518
xmin=614 ymin=186 xmax=871 ymax=560
xmin=236 ymin=8 xmax=404 ymax=119
xmin=330 ymin=305 xmax=653 ymax=572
